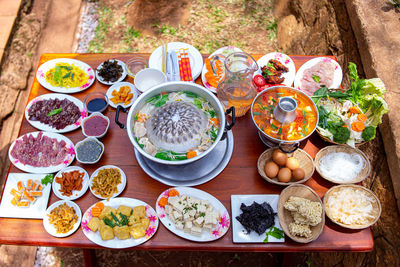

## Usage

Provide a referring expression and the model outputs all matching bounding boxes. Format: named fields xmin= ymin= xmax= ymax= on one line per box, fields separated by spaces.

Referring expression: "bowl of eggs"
xmin=257 ymin=148 xmax=315 ymax=185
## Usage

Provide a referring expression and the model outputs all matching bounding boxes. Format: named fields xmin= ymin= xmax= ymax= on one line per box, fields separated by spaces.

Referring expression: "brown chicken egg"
xmin=286 ymin=157 xmax=300 ymax=170
xmin=272 ymin=149 xmax=287 ymax=166
xmin=278 ymin=167 xmax=292 ymax=183
xmin=264 ymin=161 xmax=279 ymax=178
xmin=292 ymin=167 xmax=305 ymax=181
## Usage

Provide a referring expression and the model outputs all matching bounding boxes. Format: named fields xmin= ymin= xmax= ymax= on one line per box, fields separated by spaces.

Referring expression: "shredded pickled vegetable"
xmin=91 ymin=168 xmax=121 ymax=200
xmin=48 ymin=203 xmax=78 ymax=233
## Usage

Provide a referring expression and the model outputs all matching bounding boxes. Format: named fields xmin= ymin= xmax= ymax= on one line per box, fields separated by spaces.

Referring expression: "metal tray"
xmin=135 ymin=131 xmax=234 ymax=186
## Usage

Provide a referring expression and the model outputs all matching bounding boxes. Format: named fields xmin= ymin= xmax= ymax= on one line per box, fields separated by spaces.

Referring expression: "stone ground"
xmin=0 ymin=0 xmax=399 ymax=266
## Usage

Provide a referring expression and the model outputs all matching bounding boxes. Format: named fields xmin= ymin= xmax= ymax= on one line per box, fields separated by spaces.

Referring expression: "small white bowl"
xmin=81 ymin=112 xmax=110 ymax=139
xmin=134 ymin=68 xmax=167 ymax=93
xmin=75 ymin=137 xmax=104 ymax=164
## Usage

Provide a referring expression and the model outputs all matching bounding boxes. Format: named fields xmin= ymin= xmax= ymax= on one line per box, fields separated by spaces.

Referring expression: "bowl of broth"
xmin=250 ymin=86 xmax=318 ymax=152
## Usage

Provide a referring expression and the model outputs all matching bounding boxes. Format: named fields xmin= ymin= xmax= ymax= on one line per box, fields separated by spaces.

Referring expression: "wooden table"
xmin=0 ymin=53 xmax=374 ymax=252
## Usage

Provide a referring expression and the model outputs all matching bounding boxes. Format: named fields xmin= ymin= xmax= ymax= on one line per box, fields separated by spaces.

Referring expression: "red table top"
xmin=0 ymin=53 xmax=373 ymax=252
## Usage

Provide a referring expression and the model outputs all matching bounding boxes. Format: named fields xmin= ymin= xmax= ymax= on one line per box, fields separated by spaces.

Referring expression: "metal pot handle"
xmin=279 ymin=141 xmax=299 ymax=153
xmin=115 ymin=105 xmax=128 ymax=129
xmin=221 ymin=106 xmax=235 ymax=140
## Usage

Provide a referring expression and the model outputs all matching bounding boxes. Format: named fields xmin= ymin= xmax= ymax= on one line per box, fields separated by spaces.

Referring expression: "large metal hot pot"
xmin=115 ymin=81 xmax=235 ymax=165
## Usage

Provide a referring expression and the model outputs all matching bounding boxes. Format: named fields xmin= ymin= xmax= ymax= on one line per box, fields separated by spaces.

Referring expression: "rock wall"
xmin=275 ymin=1 xmax=400 ymax=266
xmin=275 ymin=0 xmax=364 ymax=86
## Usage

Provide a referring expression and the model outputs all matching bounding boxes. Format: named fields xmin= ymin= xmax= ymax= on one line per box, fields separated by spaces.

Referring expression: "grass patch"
xmin=265 ymin=18 xmax=277 ymax=40
xmin=124 ymin=27 xmax=141 ymax=44
xmin=88 ymin=5 xmax=113 ymax=53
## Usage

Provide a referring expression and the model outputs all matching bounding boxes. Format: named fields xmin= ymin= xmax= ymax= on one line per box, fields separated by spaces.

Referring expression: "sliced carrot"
xmin=351 ymin=122 xmax=365 ymax=132
xmin=349 ymin=106 xmax=360 ymax=114
xmin=357 ymin=114 xmax=367 ymax=122
xmin=95 ymin=202 xmax=105 ymax=210
xmin=187 ymin=150 xmax=197 ymax=159
xmin=91 ymin=207 xmax=102 ymax=217
xmin=168 ymin=189 xmax=179 ymax=197
xmin=209 ymin=118 xmax=220 ymax=125
xmin=158 ymin=197 xmax=168 ymax=207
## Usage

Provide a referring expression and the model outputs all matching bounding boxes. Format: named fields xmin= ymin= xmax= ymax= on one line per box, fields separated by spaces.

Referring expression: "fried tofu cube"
xmin=117 ymin=205 xmax=132 ymax=217
xmin=99 ymin=206 xmax=117 ymax=220
xmin=130 ymin=223 xmax=146 ymax=239
xmin=87 ymin=217 xmax=101 ymax=232
xmin=99 ymin=221 xmax=114 ymax=240
xmin=141 ymin=217 xmax=150 ymax=230
xmin=128 ymin=214 xmax=141 ymax=226
xmin=113 ymin=225 xmax=130 ymax=240
xmin=191 ymin=226 xmax=202 ymax=236
xmin=132 ymin=205 xmax=146 ymax=219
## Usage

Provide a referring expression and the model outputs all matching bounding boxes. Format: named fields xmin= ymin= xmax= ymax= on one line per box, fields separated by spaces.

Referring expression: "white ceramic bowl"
xmin=134 ymin=68 xmax=167 ymax=93
xmin=75 ymin=137 xmax=104 ymax=164
xmin=81 ymin=112 xmax=110 ymax=139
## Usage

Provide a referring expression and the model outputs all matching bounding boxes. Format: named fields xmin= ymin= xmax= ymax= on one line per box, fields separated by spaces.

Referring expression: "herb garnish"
xmin=47 ymin=108 xmax=62 ymax=117
xmin=264 ymin=227 xmax=284 ymax=243
xmin=312 ymin=74 xmax=320 ymax=83
xmin=41 ymin=174 xmax=54 ymax=185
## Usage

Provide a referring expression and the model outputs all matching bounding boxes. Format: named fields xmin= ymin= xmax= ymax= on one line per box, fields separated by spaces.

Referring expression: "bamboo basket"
xmin=323 ymin=184 xmax=381 ymax=229
xmin=314 ymin=145 xmax=371 ymax=184
xmin=257 ymin=148 xmax=315 ymax=186
xmin=277 ymin=184 xmax=325 ymax=243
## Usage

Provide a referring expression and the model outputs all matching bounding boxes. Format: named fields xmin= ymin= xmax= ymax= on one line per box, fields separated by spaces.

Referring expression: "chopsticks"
xmin=161 ymin=42 xmax=168 ymax=74
xmin=177 ymin=48 xmax=193 ymax=81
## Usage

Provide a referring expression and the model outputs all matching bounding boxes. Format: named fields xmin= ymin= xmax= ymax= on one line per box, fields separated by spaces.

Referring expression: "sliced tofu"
xmin=173 ymin=210 xmax=182 ymax=220
xmin=200 ymin=200 xmax=210 ymax=206
xmin=198 ymin=204 xmax=207 ymax=213
xmin=203 ymin=223 xmax=213 ymax=232
xmin=191 ymin=226 xmax=202 ymax=237
xmin=193 ymin=216 xmax=204 ymax=227
xmin=188 ymin=208 xmax=196 ymax=217
xmin=183 ymin=212 xmax=190 ymax=221
xmin=175 ymin=220 xmax=184 ymax=230
xmin=184 ymin=221 xmax=192 ymax=233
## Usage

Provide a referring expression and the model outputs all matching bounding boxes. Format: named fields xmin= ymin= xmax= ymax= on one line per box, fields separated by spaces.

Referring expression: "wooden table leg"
xmin=82 ymin=249 xmax=97 ymax=267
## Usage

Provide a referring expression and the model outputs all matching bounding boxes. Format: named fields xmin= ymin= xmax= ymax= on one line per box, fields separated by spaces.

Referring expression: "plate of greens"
xmin=312 ymin=63 xmax=388 ymax=147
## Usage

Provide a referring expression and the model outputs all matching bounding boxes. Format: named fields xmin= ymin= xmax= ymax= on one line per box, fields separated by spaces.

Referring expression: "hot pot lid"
xmin=146 ymin=102 xmax=208 ymax=153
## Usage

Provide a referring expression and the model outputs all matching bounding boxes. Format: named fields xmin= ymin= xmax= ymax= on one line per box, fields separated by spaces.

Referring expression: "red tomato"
xmin=253 ymin=75 xmax=267 ymax=88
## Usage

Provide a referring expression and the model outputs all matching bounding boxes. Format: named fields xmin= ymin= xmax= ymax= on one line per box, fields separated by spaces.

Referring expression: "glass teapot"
xmin=215 ymin=52 xmax=258 ymax=117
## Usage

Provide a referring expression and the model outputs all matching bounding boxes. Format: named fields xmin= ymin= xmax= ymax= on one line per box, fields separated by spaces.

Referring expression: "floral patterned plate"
xmin=156 ymin=187 xmax=230 ymax=242
xmin=36 ymin=58 xmax=95 ymax=94
xmin=81 ymin=197 xmax=159 ymax=248
xmin=294 ymin=56 xmax=343 ymax=95
xmin=201 ymin=46 xmax=243 ymax=93
xmin=25 ymin=93 xmax=87 ymax=133
xmin=255 ymin=52 xmax=296 ymax=87
xmin=8 ymin=131 xmax=75 ymax=174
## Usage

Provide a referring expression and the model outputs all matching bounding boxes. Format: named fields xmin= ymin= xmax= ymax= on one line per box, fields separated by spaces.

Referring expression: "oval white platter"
xmin=149 ymin=42 xmax=203 ymax=81
xmin=156 ymin=187 xmax=230 ymax=242
xmin=96 ymin=59 xmax=127 ymax=85
xmin=294 ymin=56 xmax=343 ymax=95
xmin=81 ymin=197 xmax=159 ymax=248
xmin=25 ymin=93 xmax=87 ymax=133
xmin=36 ymin=58 xmax=95 ymax=93
xmin=8 ymin=131 xmax=75 ymax=174
xmin=255 ymin=52 xmax=296 ymax=87
xmin=89 ymin=165 xmax=127 ymax=199
xmin=201 ymin=46 xmax=243 ymax=93
xmin=53 ymin=166 xmax=90 ymax=201
xmin=106 ymin=82 xmax=139 ymax=109
xmin=43 ymin=200 xmax=82 ymax=238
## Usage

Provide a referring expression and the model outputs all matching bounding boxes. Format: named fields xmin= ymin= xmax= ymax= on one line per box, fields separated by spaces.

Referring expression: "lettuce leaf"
xmin=359 ymin=94 xmax=388 ymax=127
xmin=362 ymin=78 xmax=386 ymax=96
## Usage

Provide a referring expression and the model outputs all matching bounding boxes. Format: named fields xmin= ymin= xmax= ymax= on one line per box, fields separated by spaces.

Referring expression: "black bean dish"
xmin=236 ymin=201 xmax=276 ymax=235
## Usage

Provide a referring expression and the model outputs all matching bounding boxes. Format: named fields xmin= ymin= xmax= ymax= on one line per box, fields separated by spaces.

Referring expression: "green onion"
xmin=253 ymin=112 xmax=261 ymax=116
xmin=278 ymin=128 xmax=282 ymax=135
xmin=271 ymin=124 xmax=278 ymax=130
xmin=272 ymin=99 xmax=277 ymax=103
